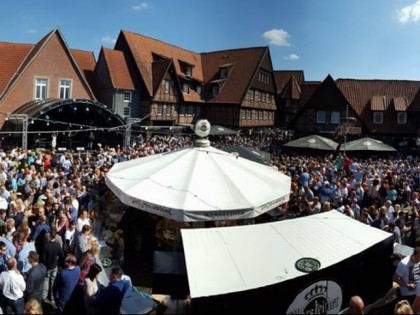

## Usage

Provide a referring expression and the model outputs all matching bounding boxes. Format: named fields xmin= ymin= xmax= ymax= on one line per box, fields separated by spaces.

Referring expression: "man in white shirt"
xmin=393 ymin=247 xmax=420 ymax=305
xmin=76 ymin=209 xmax=91 ymax=233
xmin=0 ymin=257 xmax=26 ymax=314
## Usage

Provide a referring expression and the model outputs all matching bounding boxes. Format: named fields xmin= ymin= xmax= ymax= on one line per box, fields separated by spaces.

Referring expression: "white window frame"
xmin=187 ymin=105 xmax=194 ymax=117
xmin=316 ymin=111 xmax=326 ymax=124
xmin=220 ymin=68 xmax=227 ymax=79
xmin=157 ymin=104 xmax=163 ymax=116
xmin=246 ymin=109 xmax=251 ymax=119
xmin=35 ymin=78 xmax=48 ymax=100
xmin=165 ymin=104 xmax=172 ymax=117
xmin=123 ymin=107 xmax=131 ymax=117
xmin=330 ymin=111 xmax=340 ymax=124
xmin=123 ymin=91 xmax=132 ymax=102
xmin=182 ymin=83 xmax=189 ymax=94
xmin=241 ymin=109 xmax=246 ymax=119
xmin=373 ymin=112 xmax=383 ymax=124
xmin=397 ymin=112 xmax=407 ymax=124
xmin=196 ymin=85 xmax=202 ymax=96
xmin=212 ymin=85 xmax=219 ymax=97
xmin=164 ymin=80 xmax=170 ymax=94
xmin=59 ymin=79 xmax=71 ymax=99
xmin=179 ymin=105 xmax=185 ymax=116
xmin=185 ymin=66 xmax=192 ymax=77
xmin=248 ymin=90 xmax=254 ymax=100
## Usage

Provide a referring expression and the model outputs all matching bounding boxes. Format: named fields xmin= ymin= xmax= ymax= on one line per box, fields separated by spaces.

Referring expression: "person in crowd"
xmin=393 ymin=246 xmax=420 ymax=304
xmin=64 ymin=220 xmax=76 ymax=254
xmin=0 ymin=241 xmax=9 ymax=273
xmin=74 ymin=224 xmax=92 ymax=262
xmin=94 ymin=267 xmax=131 ymax=315
xmin=15 ymin=231 xmax=36 ymax=276
xmin=25 ymin=251 xmax=47 ymax=304
xmin=43 ymin=228 xmax=64 ymax=303
xmin=0 ymin=258 xmax=26 ymax=314
xmin=24 ymin=297 xmax=43 ymax=314
xmin=395 ymin=300 xmax=414 ymax=314
xmin=76 ymin=208 xmax=91 ymax=233
xmin=339 ymin=295 xmax=364 ymax=314
xmin=83 ymin=263 xmax=102 ymax=314
xmin=53 ymin=253 xmax=81 ymax=314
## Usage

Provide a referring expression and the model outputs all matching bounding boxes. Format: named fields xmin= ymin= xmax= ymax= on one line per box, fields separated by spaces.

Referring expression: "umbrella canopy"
xmin=105 ymin=145 xmax=290 ymax=222
xmin=341 ymin=137 xmax=397 ymax=152
xmin=222 ymin=146 xmax=271 ymax=165
xmin=209 ymin=125 xmax=238 ymax=135
xmin=283 ymin=135 xmax=338 ymax=150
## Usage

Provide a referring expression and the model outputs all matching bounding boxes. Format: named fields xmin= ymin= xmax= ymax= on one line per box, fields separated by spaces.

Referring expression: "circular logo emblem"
xmin=286 ymin=280 xmax=342 ymax=314
xmin=295 ymin=258 xmax=321 ymax=273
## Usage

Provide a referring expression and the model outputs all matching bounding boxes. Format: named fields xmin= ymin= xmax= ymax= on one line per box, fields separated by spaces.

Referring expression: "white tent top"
xmin=106 ymin=145 xmax=290 ymax=221
xmin=181 ymin=210 xmax=392 ymax=298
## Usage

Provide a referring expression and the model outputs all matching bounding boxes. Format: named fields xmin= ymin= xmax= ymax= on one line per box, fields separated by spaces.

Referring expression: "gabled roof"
xmin=281 ymin=75 xmax=301 ymax=100
xmin=152 ymin=59 xmax=172 ymax=95
xmin=0 ymin=42 xmax=33 ymax=98
xmin=70 ymin=49 xmax=97 ymax=91
xmin=298 ymin=81 xmax=321 ymax=107
xmin=273 ymin=70 xmax=305 ymax=94
xmin=119 ymin=30 xmax=203 ymax=97
xmin=202 ymin=47 xmax=268 ymax=103
xmin=0 ymin=27 xmax=96 ymax=102
xmin=336 ymin=79 xmax=420 ymax=116
xmin=102 ymin=48 xmax=135 ymax=90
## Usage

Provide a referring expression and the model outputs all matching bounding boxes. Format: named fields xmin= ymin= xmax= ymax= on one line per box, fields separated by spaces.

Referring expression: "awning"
xmin=181 ymin=210 xmax=392 ymax=298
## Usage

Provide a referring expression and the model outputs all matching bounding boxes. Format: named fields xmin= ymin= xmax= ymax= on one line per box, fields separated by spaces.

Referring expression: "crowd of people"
xmin=0 ymin=129 xmax=415 ymax=313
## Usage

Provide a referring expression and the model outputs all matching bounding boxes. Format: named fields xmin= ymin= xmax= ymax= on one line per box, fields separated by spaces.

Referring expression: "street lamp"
xmin=3 ymin=113 xmax=29 ymax=150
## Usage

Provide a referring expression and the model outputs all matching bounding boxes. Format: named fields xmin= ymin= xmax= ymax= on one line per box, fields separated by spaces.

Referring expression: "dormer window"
xmin=185 ymin=66 xmax=192 ymax=77
xmin=182 ymin=83 xmax=190 ymax=94
xmin=397 ymin=112 xmax=407 ymax=124
xmin=196 ymin=85 xmax=202 ymax=96
xmin=212 ymin=85 xmax=219 ymax=97
xmin=220 ymin=68 xmax=228 ymax=79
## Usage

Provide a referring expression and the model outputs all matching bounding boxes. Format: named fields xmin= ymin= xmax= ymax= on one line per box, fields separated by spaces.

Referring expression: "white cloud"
xmin=132 ymin=2 xmax=149 ymax=11
xmin=397 ymin=0 xmax=420 ymax=23
xmin=263 ymin=29 xmax=291 ymax=46
xmin=101 ymin=36 xmax=117 ymax=45
xmin=283 ymin=54 xmax=299 ymax=61
xmin=24 ymin=29 xmax=38 ymax=34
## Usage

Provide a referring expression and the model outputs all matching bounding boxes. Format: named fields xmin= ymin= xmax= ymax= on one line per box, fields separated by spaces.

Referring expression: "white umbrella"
xmin=341 ymin=137 xmax=397 ymax=152
xmin=105 ymin=120 xmax=290 ymax=222
xmin=284 ymin=135 xmax=338 ymax=150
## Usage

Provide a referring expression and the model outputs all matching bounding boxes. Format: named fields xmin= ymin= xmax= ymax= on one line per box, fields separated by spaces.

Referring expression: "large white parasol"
xmin=284 ymin=134 xmax=338 ymax=150
xmin=105 ymin=120 xmax=291 ymax=222
xmin=340 ymin=137 xmax=397 ymax=152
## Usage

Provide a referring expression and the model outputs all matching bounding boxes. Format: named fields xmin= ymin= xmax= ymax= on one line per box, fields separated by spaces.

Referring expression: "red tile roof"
xmin=336 ymin=79 xmax=420 ymax=116
xmin=102 ymin=48 xmax=135 ymax=90
xmin=273 ymin=70 xmax=304 ymax=94
xmin=202 ymin=47 xmax=269 ymax=103
xmin=70 ymin=49 xmax=97 ymax=92
xmin=120 ymin=30 xmax=203 ymax=97
xmin=0 ymin=42 xmax=32 ymax=98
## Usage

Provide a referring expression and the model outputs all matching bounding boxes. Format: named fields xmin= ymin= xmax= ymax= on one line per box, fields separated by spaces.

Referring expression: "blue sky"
xmin=2 ymin=0 xmax=420 ymax=81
